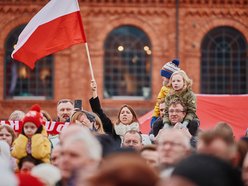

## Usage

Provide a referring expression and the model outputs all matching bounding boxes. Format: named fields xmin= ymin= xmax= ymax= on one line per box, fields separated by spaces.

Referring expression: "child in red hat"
xmin=11 ymin=104 xmax=51 ymax=164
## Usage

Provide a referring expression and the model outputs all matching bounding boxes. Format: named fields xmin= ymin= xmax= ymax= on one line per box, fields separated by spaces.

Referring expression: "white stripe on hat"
xmin=162 ymin=62 xmax=180 ymax=73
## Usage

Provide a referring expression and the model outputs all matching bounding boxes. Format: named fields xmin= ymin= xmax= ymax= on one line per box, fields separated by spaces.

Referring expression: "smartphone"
xmin=74 ymin=99 xmax=82 ymax=111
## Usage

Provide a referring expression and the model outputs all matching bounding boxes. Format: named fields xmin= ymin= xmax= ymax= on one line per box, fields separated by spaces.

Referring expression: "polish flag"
xmin=11 ymin=0 xmax=86 ymax=69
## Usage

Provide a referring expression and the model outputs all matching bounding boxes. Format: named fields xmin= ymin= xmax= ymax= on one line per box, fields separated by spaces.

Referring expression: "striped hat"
xmin=160 ymin=59 xmax=180 ymax=78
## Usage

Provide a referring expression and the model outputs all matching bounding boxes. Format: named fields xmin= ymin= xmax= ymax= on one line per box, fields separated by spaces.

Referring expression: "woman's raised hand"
xmin=91 ymin=79 xmax=98 ymax=98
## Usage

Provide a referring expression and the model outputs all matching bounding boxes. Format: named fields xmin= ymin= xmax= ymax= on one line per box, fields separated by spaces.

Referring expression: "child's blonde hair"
xmin=169 ymin=70 xmax=192 ymax=93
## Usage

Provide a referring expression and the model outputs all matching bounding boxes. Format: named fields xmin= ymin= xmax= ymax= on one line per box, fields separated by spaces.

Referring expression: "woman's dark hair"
xmin=115 ymin=104 xmax=139 ymax=125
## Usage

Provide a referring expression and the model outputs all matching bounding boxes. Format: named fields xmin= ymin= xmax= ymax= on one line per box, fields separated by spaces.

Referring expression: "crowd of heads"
xmin=0 ymin=59 xmax=247 ymax=186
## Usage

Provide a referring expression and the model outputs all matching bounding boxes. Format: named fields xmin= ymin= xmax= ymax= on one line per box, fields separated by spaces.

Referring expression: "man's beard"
xmin=60 ymin=114 xmax=69 ymax=121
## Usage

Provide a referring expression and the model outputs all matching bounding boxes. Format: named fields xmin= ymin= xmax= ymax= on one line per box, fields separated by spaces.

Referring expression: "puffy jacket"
xmin=151 ymin=86 xmax=170 ymax=126
xmin=11 ymin=127 xmax=51 ymax=163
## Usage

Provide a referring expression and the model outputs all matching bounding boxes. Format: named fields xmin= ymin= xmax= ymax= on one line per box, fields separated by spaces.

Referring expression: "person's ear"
xmin=182 ymin=112 xmax=186 ymax=117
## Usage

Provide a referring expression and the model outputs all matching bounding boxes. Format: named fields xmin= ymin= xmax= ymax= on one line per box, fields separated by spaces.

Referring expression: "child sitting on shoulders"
xmin=163 ymin=70 xmax=199 ymax=130
xmin=11 ymin=104 xmax=51 ymax=163
xmin=150 ymin=59 xmax=180 ymax=127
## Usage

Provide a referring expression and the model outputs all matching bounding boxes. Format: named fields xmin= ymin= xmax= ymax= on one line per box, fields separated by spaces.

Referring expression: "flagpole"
xmin=75 ymin=2 xmax=94 ymax=81
xmin=84 ymin=42 xmax=95 ymax=80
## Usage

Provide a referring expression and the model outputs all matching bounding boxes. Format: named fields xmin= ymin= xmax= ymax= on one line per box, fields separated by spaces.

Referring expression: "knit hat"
xmin=172 ymin=154 xmax=243 ymax=186
xmin=160 ymin=59 xmax=180 ymax=78
xmin=31 ymin=164 xmax=61 ymax=186
xmin=22 ymin=104 xmax=43 ymax=128
xmin=16 ymin=173 xmax=44 ymax=186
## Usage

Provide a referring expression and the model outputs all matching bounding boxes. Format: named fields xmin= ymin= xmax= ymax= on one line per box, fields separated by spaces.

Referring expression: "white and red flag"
xmin=11 ymin=0 xmax=86 ymax=69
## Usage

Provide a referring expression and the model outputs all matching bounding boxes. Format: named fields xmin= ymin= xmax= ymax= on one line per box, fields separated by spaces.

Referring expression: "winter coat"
xmin=163 ymin=89 xmax=198 ymax=124
xmin=89 ymin=97 xmax=145 ymax=145
xmin=152 ymin=85 xmax=170 ymax=118
xmin=89 ymin=97 xmax=121 ymax=145
xmin=11 ymin=127 xmax=51 ymax=163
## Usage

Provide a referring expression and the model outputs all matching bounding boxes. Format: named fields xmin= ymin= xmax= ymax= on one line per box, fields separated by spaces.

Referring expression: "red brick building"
xmin=0 ymin=0 xmax=247 ymax=119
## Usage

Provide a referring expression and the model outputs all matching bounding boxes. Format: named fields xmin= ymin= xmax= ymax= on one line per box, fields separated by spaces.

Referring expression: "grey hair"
xmin=9 ymin=110 xmax=25 ymax=121
xmin=0 ymin=156 xmax=18 ymax=186
xmin=123 ymin=129 xmax=142 ymax=143
xmin=0 ymin=141 xmax=10 ymax=161
xmin=64 ymin=128 xmax=102 ymax=161
xmin=157 ymin=128 xmax=191 ymax=149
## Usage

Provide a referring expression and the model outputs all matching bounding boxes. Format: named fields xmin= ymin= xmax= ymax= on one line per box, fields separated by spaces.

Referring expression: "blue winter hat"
xmin=160 ymin=59 xmax=180 ymax=78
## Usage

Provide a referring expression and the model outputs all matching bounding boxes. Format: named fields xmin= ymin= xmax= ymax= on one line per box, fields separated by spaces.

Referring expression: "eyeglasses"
xmin=57 ymin=99 xmax=73 ymax=106
xmin=168 ymin=109 xmax=185 ymax=114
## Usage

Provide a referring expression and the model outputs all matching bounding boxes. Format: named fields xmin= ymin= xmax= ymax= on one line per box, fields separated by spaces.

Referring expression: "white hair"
xmin=31 ymin=163 xmax=61 ymax=186
xmin=0 ymin=140 xmax=11 ymax=161
xmin=64 ymin=127 xmax=102 ymax=161
xmin=0 ymin=156 xmax=18 ymax=186
xmin=9 ymin=110 xmax=25 ymax=121
xmin=157 ymin=128 xmax=191 ymax=149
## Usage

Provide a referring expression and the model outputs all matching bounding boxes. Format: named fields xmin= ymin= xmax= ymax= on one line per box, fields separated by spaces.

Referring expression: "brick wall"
xmin=0 ymin=0 xmax=247 ymax=119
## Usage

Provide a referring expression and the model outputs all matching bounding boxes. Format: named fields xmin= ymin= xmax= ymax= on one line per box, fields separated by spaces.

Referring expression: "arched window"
xmin=4 ymin=25 xmax=54 ymax=99
xmin=201 ymin=26 xmax=247 ymax=94
xmin=104 ymin=25 xmax=152 ymax=99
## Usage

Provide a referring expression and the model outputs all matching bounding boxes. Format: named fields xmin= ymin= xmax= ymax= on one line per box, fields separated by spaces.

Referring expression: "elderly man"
xmin=157 ymin=128 xmax=191 ymax=178
xmin=56 ymin=125 xmax=102 ymax=186
xmin=122 ymin=130 xmax=143 ymax=150
xmin=56 ymin=99 xmax=74 ymax=122
xmin=152 ymin=98 xmax=199 ymax=137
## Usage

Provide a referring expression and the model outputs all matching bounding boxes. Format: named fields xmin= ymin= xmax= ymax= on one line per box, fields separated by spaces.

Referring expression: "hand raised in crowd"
xmin=91 ymin=79 xmax=98 ymax=98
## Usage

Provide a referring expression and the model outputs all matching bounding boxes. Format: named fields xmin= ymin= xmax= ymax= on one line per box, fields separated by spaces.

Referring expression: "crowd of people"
xmin=0 ymin=59 xmax=247 ymax=186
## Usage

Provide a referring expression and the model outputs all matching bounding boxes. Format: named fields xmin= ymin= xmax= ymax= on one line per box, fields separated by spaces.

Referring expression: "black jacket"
xmin=89 ymin=97 xmax=121 ymax=145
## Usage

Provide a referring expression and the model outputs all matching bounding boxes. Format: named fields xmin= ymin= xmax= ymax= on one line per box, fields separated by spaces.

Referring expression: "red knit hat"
xmin=16 ymin=173 xmax=45 ymax=186
xmin=22 ymin=104 xmax=43 ymax=128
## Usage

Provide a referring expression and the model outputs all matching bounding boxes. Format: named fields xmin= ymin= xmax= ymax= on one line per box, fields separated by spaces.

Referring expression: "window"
xmin=201 ymin=26 xmax=247 ymax=94
xmin=104 ymin=25 xmax=152 ymax=99
xmin=4 ymin=25 xmax=54 ymax=99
